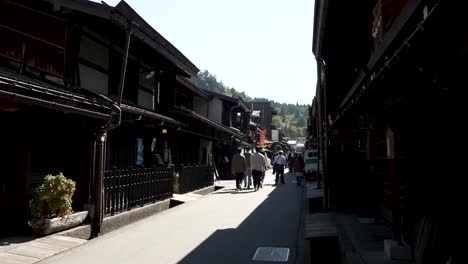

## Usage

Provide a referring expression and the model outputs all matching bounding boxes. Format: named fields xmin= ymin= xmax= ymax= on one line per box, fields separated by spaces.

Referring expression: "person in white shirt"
xmin=259 ymin=149 xmax=269 ymax=184
xmin=231 ymin=148 xmax=247 ymax=191
xmin=273 ymin=151 xmax=287 ymax=185
xmin=250 ymin=146 xmax=266 ymax=191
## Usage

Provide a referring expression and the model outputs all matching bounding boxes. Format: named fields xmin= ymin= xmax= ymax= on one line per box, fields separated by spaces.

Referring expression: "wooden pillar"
xmin=386 ymin=126 xmax=402 ymax=244
xmin=91 ymin=129 xmax=107 ymax=238
xmin=367 ymin=114 xmax=379 ymax=218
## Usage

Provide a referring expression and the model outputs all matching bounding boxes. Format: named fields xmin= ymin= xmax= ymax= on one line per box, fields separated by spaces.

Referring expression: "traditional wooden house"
xmin=246 ymin=101 xmax=277 ymax=141
xmin=313 ymin=0 xmax=467 ymax=262
xmin=0 ymin=0 xmax=226 ymax=236
xmin=0 ymin=0 xmax=118 ymax=235
xmin=197 ymin=90 xmax=252 ymax=179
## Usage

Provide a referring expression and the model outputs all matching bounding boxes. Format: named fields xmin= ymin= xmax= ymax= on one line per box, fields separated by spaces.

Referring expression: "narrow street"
xmin=38 ymin=170 xmax=306 ymax=264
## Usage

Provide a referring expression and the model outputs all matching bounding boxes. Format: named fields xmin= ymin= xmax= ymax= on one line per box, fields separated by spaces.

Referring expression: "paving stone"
xmin=0 ymin=252 xmax=39 ymax=264
xmin=26 ymin=242 xmax=67 ymax=252
xmin=8 ymin=245 xmax=56 ymax=259
xmin=36 ymin=237 xmax=82 ymax=248
xmin=47 ymin=235 xmax=86 ymax=244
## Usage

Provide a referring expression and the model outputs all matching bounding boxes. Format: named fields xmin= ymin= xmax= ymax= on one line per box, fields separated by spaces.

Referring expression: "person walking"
xmin=292 ymin=153 xmax=305 ymax=186
xmin=231 ymin=148 xmax=247 ymax=191
xmin=287 ymin=153 xmax=293 ymax=172
xmin=272 ymin=151 xmax=279 ymax=176
xmin=250 ymin=146 xmax=266 ymax=191
xmin=243 ymin=147 xmax=253 ymax=189
xmin=274 ymin=151 xmax=287 ymax=185
xmin=259 ymin=149 xmax=269 ymax=186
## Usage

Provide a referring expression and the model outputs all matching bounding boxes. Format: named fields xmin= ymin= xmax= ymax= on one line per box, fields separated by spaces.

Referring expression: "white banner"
xmin=271 ymin=129 xmax=279 ymax=142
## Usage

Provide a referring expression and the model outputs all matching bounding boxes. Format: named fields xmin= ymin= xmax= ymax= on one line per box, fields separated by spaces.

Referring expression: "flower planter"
xmin=30 ymin=211 xmax=88 ymax=235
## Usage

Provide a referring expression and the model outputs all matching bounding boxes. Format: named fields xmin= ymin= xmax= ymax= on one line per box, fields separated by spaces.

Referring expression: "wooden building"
xmin=0 ymin=0 xmax=116 ymax=235
xmin=313 ymin=0 xmax=467 ymax=262
xmin=0 ymin=0 xmax=255 ymax=236
xmin=246 ymin=101 xmax=277 ymax=141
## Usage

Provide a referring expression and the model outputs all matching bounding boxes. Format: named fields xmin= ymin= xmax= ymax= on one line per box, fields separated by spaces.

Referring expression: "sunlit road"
xmin=38 ymin=170 xmax=305 ymax=264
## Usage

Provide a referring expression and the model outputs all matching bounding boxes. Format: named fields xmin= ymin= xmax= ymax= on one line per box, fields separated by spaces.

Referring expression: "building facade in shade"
xmin=0 ymin=0 xmax=253 ymax=236
xmin=313 ymin=0 xmax=467 ymax=263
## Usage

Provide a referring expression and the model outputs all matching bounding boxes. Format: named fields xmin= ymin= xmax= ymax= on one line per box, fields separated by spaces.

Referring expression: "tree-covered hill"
xmin=192 ymin=70 xmax=310 ymax=141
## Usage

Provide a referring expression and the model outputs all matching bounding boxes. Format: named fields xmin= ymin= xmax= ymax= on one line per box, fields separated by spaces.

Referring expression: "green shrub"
xmin=29 ymin=172 xmax=76 ymax=220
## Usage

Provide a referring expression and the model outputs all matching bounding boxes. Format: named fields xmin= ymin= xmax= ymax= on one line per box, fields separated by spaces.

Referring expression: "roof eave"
xmin=312 ymin=0 xmax=329 ymax=59
xmin=176 ymin=76 xmax=210 ymax=100
xmin=113 ymin=1 xmax=200 ymax=77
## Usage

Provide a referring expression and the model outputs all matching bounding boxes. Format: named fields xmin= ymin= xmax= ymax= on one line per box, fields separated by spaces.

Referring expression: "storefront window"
xmin=0 ymin=2 xmax=65 ymax=82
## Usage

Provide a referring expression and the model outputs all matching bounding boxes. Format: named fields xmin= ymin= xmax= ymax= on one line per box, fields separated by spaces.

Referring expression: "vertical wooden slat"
xmin=119 ymin=170 xmax=125 ymax=213
xmin=161 ymin=169 xmax=165 ymax=199
xmin=104 ymin=171 xmax=110 ymax=215
xmin=123 ymin=169 xmax=129 ymax=211
xmin=140 ymin=169 xmax=145 ymax=204
xmin=136 ymin=169 xmax=140 ymax=207
xmin=138 ymin=169 xmax=143 ymax=207
xmin=110 ymin=170 xmax=116 ymax=215
xmin=114 ymin=171 xmax=121 ymax=213
xmin=128 ymin=169 xmax=134 ymax=209
xmin=165 ymin=168 xmax=169 ymax=198
xmin=147 ymin=168 xmax=151 ymax=203
xmin=103 ymin=167 xmax=180 ymax=213
xmin=154 ymin=169 xmax=158 ymax=201
xmin=144 ymin=168 xmax=149 ymax=204
xmin=133 ymin=169 xmax=138 ymax=207
xmin=165 ymin=168 xmax=170 ymax=198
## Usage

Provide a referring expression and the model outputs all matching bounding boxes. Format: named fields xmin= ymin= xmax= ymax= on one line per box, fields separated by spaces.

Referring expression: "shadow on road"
xmin=177 ymin=171 xmax=306 ymax=264
xmin=0 ymin=234 xmax=41 ymax=248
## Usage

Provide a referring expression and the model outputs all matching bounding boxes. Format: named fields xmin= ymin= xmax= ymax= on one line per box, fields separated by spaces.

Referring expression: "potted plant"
xmin=29 ymin=172 xmax=88 ymax=235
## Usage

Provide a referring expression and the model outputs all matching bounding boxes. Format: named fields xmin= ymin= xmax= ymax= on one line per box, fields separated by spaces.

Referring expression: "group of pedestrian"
xmin=231 ymin=146 xmax=268 ymax=191
xmin=272 ymin=151 xmax=305 ymax=186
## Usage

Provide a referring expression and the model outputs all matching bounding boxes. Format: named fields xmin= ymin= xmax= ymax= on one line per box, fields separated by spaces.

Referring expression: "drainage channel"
xmin=253 ymin=247 xmax=290 ymax=262
xmin=169 ymin=185 xmax=225 ymax=208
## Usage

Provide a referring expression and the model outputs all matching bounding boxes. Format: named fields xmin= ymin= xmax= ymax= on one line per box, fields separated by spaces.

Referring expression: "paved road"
xmin=38 ymin=170 xmax=305 ymax=264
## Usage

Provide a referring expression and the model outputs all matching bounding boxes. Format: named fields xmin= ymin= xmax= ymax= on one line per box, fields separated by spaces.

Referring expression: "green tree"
xmin=288 ymin=125 xmax=298 ymax=139
xmin=193 ymin=69 xmax=312 ymax=141
xmin=272 ymin=116 xmax=283 ymax=128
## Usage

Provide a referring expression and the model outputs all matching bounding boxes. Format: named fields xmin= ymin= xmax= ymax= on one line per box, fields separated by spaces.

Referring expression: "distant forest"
xmin=192 ymin=70 xmax=310 ymax=141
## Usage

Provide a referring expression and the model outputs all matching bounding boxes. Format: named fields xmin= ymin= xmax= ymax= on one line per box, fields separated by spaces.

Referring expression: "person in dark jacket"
xmin=292 ymin=153 xmax=305 ymax=186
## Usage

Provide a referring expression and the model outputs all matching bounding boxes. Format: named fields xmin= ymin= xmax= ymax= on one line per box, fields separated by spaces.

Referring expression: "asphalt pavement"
xmin=37 ymin=170 xmax=306 ymax=264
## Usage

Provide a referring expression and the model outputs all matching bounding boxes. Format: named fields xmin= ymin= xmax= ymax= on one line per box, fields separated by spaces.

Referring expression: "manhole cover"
xmin=252 ymin=247 xmax=289 ymax=262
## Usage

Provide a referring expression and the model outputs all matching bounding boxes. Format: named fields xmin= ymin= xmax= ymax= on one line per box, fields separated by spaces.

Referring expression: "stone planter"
xmin=30 ymin=211 xmax=88 ymax=235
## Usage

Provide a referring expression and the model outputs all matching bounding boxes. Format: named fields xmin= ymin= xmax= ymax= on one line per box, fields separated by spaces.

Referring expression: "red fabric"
xmin=293 ymin=158 xmax=304 ymax=172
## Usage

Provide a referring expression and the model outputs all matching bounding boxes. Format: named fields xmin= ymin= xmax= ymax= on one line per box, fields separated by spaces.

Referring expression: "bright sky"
xmin=98 ymin=0 xmax=316 ymax=105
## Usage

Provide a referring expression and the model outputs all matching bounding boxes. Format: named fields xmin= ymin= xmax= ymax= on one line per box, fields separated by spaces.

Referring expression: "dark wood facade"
xmin=246 ymin=101 xmax=277 ymax=141
xmin=0 ymin=0 xmax=259 ymax=237
xmin=313 ymin=1 xmax=467 ymax=263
